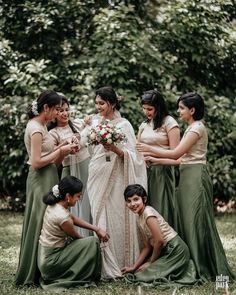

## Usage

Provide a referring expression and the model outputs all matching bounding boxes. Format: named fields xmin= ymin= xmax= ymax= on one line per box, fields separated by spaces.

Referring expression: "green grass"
xmin=0 ymin=212 xmax=235 ymax=295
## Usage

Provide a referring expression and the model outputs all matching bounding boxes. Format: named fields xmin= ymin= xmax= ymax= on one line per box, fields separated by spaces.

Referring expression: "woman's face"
xmin=95 ymin=95 xmax=114 ymax=118
xmin=142 ymin=104 xmax=156 ymax=120
xmin=46 ymin=104 xmax=62 ymax=121
xmin=177 ymin=101 xmax=193 ymax=122
xmin=69 ymin=192 xmax=82 ymax=207
xmin=56 ymin=103 xmax=70 ymax=126
xmin=126 ymin=194 xmax=146 ymax=216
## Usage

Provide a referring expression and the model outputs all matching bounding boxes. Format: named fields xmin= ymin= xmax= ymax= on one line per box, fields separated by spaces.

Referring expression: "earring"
xmin=67 ymin=199 xmax=70 ymax=208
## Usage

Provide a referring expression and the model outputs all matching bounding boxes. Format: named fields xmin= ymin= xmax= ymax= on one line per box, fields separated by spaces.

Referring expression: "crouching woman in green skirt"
xmin=122 ymin=184 xmax=198 ymax=288
xmin=37 ymin=175 xmax=110 ymax=291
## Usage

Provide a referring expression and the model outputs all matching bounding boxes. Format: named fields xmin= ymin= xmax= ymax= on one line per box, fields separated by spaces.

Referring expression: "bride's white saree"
xmin=87 ymin=112 xmax=147 ymax=278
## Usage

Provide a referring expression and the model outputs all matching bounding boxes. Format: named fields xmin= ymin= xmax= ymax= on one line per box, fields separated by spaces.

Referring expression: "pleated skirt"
xmin=147 ymin=165 xmax=176 ymax=228
xmin=37 ymin=236 xmax=101 ymax=291
xmin=176 ymin=164 xmax=235 ymax=281
xmin=125 ymin=235 xmax=198 ymax=288
xmin=14 ymin=164 xmax=59 ymax=286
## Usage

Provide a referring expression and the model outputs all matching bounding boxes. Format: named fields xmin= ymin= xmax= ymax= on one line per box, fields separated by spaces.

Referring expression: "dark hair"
xmin=43 ymin=176 xmax=83 ymax=205
xmin=140 ymin=90 xmax=169 ymax=129
xmin=27 ymin=90 xmax=62 ymax=119
xmin=95 ymin=86 xmax=121 ymax=110
xmin=124 ymin=184 xmax=147 ymax=202
xmin=177 ymin=92 xmax=204 ymax=120
xmin=47 ymin=95 xmax=78 ymax=133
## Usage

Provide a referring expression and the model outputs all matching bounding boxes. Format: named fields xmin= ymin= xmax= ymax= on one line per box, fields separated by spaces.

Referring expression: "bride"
xmin=86 ymin=86 xmax=147 ymax=279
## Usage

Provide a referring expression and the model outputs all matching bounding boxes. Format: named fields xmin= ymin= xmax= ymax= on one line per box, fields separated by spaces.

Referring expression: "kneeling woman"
xmin=37 ymin=176 xmax=109 ymax=291
xmin=122 ymin=184 xmax=198 ymax=288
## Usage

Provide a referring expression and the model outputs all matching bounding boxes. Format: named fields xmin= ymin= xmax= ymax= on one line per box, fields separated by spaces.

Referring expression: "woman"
xmin=38 ymin=175 xmax=109 ymax=291
xmin=87 ymin=86 xmax=147 ymax=279
xmin=137 ymin=90 xmax=180 ymax=227
xmin=122 ymin=184 xmax=198 ymax=288
xmin=15 ymin=90 xmax=77 ymax=286
xmin=137 ymin=92 xmax=235 ymax=281
xmin=48 ymin=96 xmax=92 ymax=237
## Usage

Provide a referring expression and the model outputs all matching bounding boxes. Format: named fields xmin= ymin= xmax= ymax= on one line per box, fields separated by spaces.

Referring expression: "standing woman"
xmin=137 ymin=92 xmax=235 ymax=281
xmin=87 ymin=86 xmax=147 ymax=279
xmin=15 ymin=90 xmax=77 ymax=286
xmin=48 ymin=96 xmax=92 ymax=237
xmin=137 ymin=90 xmax=180 ymax=228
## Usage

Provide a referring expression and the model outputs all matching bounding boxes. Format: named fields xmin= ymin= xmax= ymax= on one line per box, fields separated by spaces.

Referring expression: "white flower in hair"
xmin=31 ymin=100 xmax=39 ymax=115
xmin=52 ymin=184 xmax=60 ymax=198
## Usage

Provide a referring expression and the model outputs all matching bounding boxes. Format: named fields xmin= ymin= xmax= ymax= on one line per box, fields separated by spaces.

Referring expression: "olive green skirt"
xmin=147 ymin=165 xmax=176 ymax=228
xmin=15 ymin=164 xmax=59 ymax=286
xmin=125 ymin=235 xmax=198 ymax=288
xmin=37 ymin=236 xmax=101 ymax=291
xmin=176 ymin=164 xmax=235 ymax=281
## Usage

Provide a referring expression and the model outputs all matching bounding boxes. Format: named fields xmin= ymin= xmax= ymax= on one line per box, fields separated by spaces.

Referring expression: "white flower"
xmin=52 ymin=184 xmax=60 ymax=198
xmin=31 ymin=100 xmax=39 ymax=115
xmin=107 ymin=139 xmax=112 ymax=144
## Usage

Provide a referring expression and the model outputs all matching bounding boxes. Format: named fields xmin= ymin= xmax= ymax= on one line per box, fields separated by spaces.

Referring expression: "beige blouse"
xmin=49 ymin=119 xmax=90 ymax=167
xmin=138 ymin=115 xmax=179 ymax=150
xmin=39 ymin=203 xmax=71 ymax=247
xmin=24 ymin=120 xmax=55 ymax=165
xmin=181 ymin=121 xmax=208 ymax=164
xmin=138 ymin=206 xmax=177 ymax=247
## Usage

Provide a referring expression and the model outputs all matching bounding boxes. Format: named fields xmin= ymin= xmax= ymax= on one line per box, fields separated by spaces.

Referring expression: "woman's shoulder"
xmin=188 ymin=120 xmax=206 ymax=136
xmin=26 ymin=119 xmax=45 ymax=135
xmin=143 ymin=206 xmax=158 ymax=219
xmin=163 ymin=115 xmax=179 ymax=130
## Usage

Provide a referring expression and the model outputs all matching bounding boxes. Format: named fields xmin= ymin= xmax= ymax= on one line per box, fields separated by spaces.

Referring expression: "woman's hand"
xmin=103 ymin=142 xmax=115 ymax=152
xmin=136 ymin=142 xmax=151 ymax=153
xmin=121 ymin=265 xmax=136 ymax=274
xmin=95 ymin=228 xmax=110 ymax=243
xmin=137 ymin=262 xmax=151 ymax=272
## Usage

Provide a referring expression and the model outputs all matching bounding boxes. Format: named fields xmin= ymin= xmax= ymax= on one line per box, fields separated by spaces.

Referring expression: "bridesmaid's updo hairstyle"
xmin=95 ymin=86 xmax=121 ymax=110
xmin=177 ymin=92 xmax=204 ymax=120
xmin=124 ymin=184 xmax=147 ymax=203
xmin=43 ymin=176 xmax=83 ymax=205
xmin=140 ymin=89 xmax=169 ymax=129
xmin=27 ymin=90 xmax=62 ymax=119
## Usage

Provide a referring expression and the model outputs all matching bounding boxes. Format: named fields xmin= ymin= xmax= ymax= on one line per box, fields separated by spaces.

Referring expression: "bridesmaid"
xmin=137 ymin=90 xmax=180 ymax=227
xmin=38 ymin=175 xmax=109 ymax=291
xmin=15 ymin=90 xmax=77 ymax=286
xmin=48 ymin=95 xmax=92 ymax=237
xmin=137 ymin=92 xmax=235 ymax=281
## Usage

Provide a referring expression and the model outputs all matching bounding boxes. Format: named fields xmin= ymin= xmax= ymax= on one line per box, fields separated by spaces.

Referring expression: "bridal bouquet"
xmin=87 ymin=119 xmax=127 ymax=161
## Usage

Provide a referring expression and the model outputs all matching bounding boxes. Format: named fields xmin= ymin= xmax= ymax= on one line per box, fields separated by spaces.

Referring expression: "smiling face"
xmin=177 ymin=101 xmax=194 ymax=123
xmin=142 ymin=103 xmax=156 ymax=120
xmin=56 ymin=102 xmax=70 ymax=127
xmin=126 ymin=194 xmax=146 ymax=215
xmin=68 ymin=192 xmax=82 ymax=207
xmin=45 ymin=104 xmax=62 ymax=121
xmin=95 ymin=95 xmax=114 ymax=119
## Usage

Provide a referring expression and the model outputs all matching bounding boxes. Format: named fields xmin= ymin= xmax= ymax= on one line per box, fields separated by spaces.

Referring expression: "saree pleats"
xmin=176 ymin=164 xmax=235 ymax=281
xmin=15 ymin=164 xmax=59 ymax=286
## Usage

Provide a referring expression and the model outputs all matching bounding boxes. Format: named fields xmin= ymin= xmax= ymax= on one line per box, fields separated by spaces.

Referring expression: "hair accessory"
xmin=117 ymin=95 xmax=124 ymax=102
xmin=52 ymin=184 xmax=60 ymax=198
xmin=31 ymin=100 xmax=39 ymax=115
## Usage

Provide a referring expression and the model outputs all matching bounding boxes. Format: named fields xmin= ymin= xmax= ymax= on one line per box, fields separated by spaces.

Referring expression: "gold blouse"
xmin=138 ymin=206 xmax=177 ymax=247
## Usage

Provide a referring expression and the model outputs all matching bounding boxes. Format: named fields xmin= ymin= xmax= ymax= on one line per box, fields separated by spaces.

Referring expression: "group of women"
xmin=14 ymin=87 xmax=235 ymax=291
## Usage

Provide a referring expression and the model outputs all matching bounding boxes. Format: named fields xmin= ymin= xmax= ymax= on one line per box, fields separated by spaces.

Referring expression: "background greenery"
xmin=0 ymin=0 xmax=236 ymax=210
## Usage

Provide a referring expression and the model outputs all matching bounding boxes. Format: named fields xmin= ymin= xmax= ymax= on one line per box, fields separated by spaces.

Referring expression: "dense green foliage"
xmin=0 ymin=0 xmax=235 ymax=209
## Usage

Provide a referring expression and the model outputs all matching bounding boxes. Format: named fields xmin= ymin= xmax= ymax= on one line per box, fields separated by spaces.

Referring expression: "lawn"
xmin=0 ymin=212 xmax=235 ymax=295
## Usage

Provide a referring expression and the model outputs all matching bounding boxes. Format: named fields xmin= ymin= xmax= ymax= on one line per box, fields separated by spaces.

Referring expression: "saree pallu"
xmin=147 ymin=165 xmax=176 ymax=229
xmin=15 ymin=164 xmax=59 ymax=286
xmin=125 ymin=235 xmax=199 ymax=288
xmin=176 ymin=164 xmax=235 ymax=281
xmin=37 ymin=237 xmax=101 ymax=291
xmin=62 ymin=157 xmax=92 ymax=237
